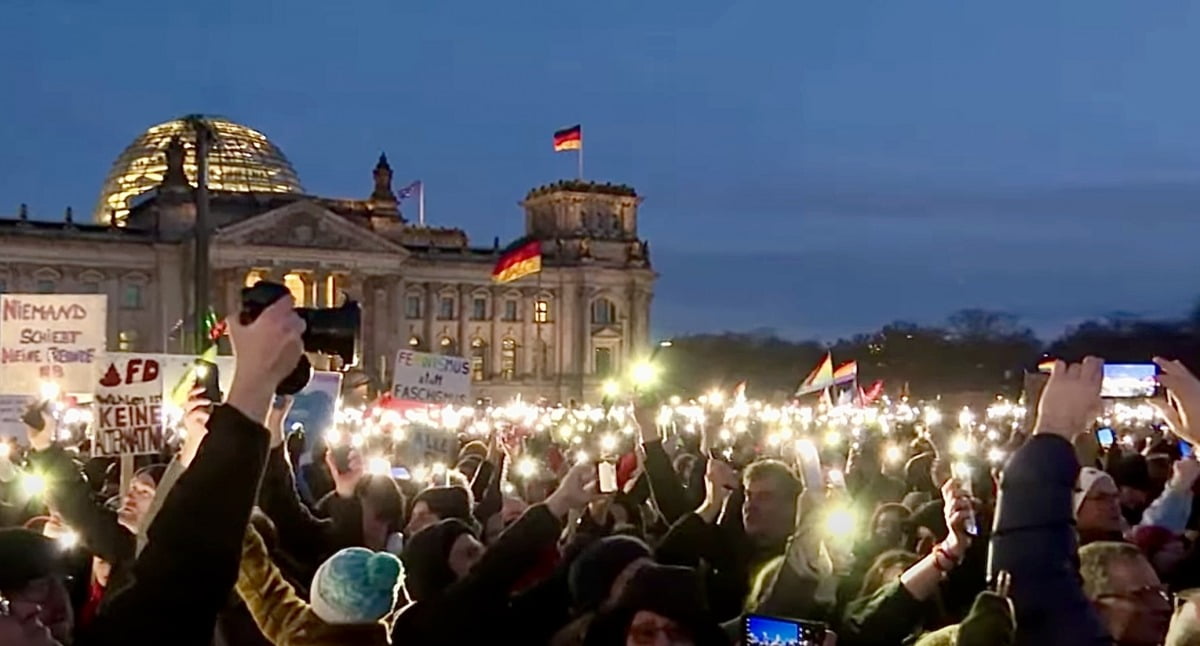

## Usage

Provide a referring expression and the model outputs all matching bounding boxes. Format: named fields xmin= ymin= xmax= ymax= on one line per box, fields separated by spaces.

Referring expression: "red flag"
xmin=862 ymin=380 xmax=884 ymax=404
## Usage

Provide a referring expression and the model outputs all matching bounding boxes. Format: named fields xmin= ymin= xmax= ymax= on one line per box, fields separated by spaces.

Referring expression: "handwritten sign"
xmin=286 ymin=371 xmax=342 ymax=448
xmin=402 ymin=423 xmax=461 ymax=466
xmin=0 ymin=294 xmax=107 ymax=395
xmin=391 ymin=350 xmax=471 ymax=405
xmin=0 ymin=395 xmax=33 ymax=440
xmin=92 ymin=354 xmax=163 ymax=456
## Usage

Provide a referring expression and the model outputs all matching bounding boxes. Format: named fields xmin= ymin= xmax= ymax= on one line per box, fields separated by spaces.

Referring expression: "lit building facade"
xmin=1 ymin=116 xmax=656 ymax=402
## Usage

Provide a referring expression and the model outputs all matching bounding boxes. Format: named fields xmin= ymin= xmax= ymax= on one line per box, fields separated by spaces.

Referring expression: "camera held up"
xmin=240 ymin=281 xmax=362 ymax=395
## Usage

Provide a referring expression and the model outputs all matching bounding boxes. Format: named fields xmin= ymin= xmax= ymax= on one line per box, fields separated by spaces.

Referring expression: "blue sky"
xmin=2 ymin=0 xmax=1199 ymax=341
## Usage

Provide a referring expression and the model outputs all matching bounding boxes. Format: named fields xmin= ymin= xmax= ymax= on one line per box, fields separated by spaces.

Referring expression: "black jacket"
xmin=989 ymin=434 xmax=1112 ymax=645
xmin=81 ymin=404 xmax=271 ymax=645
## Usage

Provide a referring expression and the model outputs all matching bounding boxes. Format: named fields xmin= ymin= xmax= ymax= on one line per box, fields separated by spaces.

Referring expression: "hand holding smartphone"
xmin=597 ymin=461 xmax=618 ymax=494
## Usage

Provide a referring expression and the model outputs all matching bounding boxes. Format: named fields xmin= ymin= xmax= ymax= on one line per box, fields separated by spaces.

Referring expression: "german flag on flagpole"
xmin=492 ymin=236 xmax=543 ymax=284
xmin=553 ymin=125 xmax=582 ymax=152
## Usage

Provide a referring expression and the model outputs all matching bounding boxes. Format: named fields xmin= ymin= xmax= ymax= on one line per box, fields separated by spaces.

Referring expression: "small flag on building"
xmin=553 ymin=125 xmax=582 ymax=152
xmin=492 ymin=237 xmax=543 ymax=284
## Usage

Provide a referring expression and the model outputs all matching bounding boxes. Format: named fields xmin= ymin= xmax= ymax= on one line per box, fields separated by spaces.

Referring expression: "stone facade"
xmin=0 ymin=160 xmax=656 ymax=403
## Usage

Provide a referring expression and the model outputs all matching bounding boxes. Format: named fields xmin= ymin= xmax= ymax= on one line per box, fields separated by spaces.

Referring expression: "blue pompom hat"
xmin=310 ymin=547 xmax=405 ymax=625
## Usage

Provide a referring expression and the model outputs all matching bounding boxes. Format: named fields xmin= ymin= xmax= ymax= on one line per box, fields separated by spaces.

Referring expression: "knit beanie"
xmin=1131 ymin=524 xmax=1176 ymax=559
xmin=409 ymin=486 xmax=474 ymax=525
xmin=310 ymin=547 xmax=405 ymax=625
xmin=568 ymin=536 xmax=653 ymax=611
xmin=401 ymin=518 xmax=477 ymax=602
xmin=1075 ymin=467 xmax=1116 ymax=515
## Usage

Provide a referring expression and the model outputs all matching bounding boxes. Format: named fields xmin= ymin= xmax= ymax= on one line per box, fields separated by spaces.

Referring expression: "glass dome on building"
xmin=93 ymin=115 xmax=305 ymax=223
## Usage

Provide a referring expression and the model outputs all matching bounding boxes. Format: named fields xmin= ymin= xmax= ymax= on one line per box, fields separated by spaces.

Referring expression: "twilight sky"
xmin=2 ymin=0 xmax=1199 ymax=341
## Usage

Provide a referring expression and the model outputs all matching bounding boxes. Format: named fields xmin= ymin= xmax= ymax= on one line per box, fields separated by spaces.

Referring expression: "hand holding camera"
xmin=225 ymin=295 xmax=305 ymax=423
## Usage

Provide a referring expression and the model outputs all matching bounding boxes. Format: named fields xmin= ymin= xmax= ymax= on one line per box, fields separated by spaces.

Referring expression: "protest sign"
xmin=286 ymin=371 xmax=342 ymax=449
xmin=401 ymin=423 xmax=461 ymax=466
xmin=0 ymin=395 xmax=32 ymax=440
xmin=0 ymin=294 xmax=107 ymax=395
xmin=391 ymin=350 xmax=471 ymax=405
xmin=92 ymin=354 xmax=163 ymax=456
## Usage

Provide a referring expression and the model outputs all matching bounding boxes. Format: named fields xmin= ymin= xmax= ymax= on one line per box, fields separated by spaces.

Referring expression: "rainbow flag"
xmin=796 ymin=353 xmax=834 ymax=396
xmin=492 ymin=237 xmax=543 ymax=284
xmin=833 ymin=361 xmax=858 ymax=385
xmin=553 ymin=125 xmax=582 ymax=152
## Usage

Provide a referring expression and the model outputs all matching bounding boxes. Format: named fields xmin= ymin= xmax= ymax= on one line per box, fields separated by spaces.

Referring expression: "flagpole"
xmin=578 ymin=145 xmax=584 ymax=180
xmin=418 ymin=182 xmax=426 ymax=227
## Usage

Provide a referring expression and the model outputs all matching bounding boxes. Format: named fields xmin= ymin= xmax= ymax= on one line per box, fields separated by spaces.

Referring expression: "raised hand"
xmin=23 ymin=401 xmax=55 ymax=452
xmin=325 ymin=447 xmax=364 ymax=499
xmin=1168 ymin=458 xmax=1200 ymax=493
xmin=178 ymin=386 xmax=214 ymax=468
xmin=1154 ymin=357 xmax=1200 ymax=445
xmin=1033 ymin=357 xmax=1103 ymax=440
xmin=265 ymin=395 xmax=294 ymax=450
xmin=545 ymin=463 xmax=599 ymax=518
xmin=225 ymin=296 xmax=305 ymax=423
xmin=941 ymin=477 xmax=974 ymax=559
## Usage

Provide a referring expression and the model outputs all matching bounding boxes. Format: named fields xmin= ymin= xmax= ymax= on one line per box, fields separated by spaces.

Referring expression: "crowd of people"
xmin=0 ymin=297 xmax=1199 ymax=645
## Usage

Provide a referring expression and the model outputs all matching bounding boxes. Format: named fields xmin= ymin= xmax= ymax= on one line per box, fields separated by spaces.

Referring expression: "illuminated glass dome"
xmin=93 ymin=115 xmax=305 ymax=223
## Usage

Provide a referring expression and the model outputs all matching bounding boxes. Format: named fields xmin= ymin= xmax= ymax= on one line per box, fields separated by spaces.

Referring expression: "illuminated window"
xmin=438 ymin=297 xmax=456 ymax=320
xmin=594 ymin=347 xmax=613 ymax=376
xmin=36 ymin=280 xmax=55 ymax=293
xmin=534 ymin=300 xmax=550 ymax=323
xmin=439 ymin=337 xmax=457 ymax=355
xmin=503 ymin=300 xmax=519 ymax=322
xmin=500 ymin=338 xmax=517 ymax=380
xmin=591 ymin=299 xmax=616 ymax=325
xmin=118 ymin=330 xmax=138 ymax=352
xmin=283 ymin=273 xmax=307 ymax=306
xmin=471 ymin=297 xmax=488 ymax=321
xmin=121 ymin=283 xmax=143 ymax=309
xmin=405 ymin=295 xmax=422 ymax=319
xmin=244 ymin=269 xmax=267 ymax=288
xmin=470 ymin=338 xmax=487 ymax=381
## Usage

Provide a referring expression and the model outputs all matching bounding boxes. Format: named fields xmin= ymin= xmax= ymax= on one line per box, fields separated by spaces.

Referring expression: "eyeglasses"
xmin=1098 ymin=585 xmax=1173 ymax=608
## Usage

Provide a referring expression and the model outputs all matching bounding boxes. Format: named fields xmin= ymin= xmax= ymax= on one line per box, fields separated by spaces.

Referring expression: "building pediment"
xmin=591 ymin=326 xmax=624 ymax=339
xmin=213 ymin=201 xmax=408 ymax=258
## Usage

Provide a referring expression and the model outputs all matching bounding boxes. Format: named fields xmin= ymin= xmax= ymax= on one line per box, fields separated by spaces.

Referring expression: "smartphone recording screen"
xmin=1101 ymin=363 xmax=1157 ymax=398
xmin=744 ymin=614 xmax=825 ymax=646
xmin=1096 ymin=427 xmax=1115 ymax=448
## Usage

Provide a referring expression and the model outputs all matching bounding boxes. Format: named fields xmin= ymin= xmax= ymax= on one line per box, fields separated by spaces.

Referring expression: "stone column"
xmin=456 ymin=284 xmax=468 ymax=357
xmin=423 ymin=282 xmax=435 ymax=351
xmin=489 ymin=286 xmax=502 ymax=379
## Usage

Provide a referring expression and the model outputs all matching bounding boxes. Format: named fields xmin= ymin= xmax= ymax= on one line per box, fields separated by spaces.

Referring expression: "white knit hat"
xmin=1074 ymin=467 xmax=1116 ymax=515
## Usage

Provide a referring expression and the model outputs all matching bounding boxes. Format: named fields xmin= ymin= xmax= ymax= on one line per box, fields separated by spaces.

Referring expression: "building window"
xmin=118 ymin=330 xmax=138 ymax=352
xmin=503 ymin=299 xmax=519 ymax=322
xmin=81 ymin=282 xmax=100 ymax=294
xmin=35 ymin=280 xmax=55 ymax=294
xmin=405 ymin=295 xmax=423 ymax=319
xmin=244 ymin=269 xmax=267 ymax=288
xmin=534 ymin=299 xmax=550 ymax=323
xmin=0 ymin=279 xmax=7 ymax=293
xmin=471 ymin=297 xmax=488 ymax=321
xmin=121 ymin=283 xmax=143 ymax=310
xmin=470 ymin=338 xmax=487 ymax=381
xmin=408 ymin=335 xmax=423 ymax=350
xmin=438 ymin=296 xmax=456 ymax=320
xmin=591 ymin=299 xmax=617 ymax=325
xmin=283 ymin=272 xmax=307 ymax=306
xmin=439 ymin=337 xmax=457 ymax=355
xmin=500 ymin=338 xmax=517 ymax=380
xmin=594 ymin=346 xmax=614 ymax=376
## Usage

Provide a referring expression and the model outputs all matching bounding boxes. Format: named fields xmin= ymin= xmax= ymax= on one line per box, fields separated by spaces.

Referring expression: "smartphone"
xmin=330 ymin=446 xmax=353 ymax=474
xmin=194 ymin=359 xmax=221 ymax=403
xmin=598 ymin=461 xmax=618 ymax=494
xmin=1101 ymin=363 xmax=1158 ymax=398
xmin=744 ymin=613 xmax=826 ymax=646
xmin=1181 ymin=440 xmax=1194 ymax=459
xmin=1096 ymin=427 xmax=1116 ymax=449
xmin=390 ymin=466 xmax=411 ymax=480
xmin=952 ymin=461 xmax=980 ymax=537
xmin=794 ymin=439 xmax=824 ymax=490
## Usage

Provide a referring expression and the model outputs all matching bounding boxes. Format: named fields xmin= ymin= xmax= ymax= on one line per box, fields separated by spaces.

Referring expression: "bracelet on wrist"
xmin=932 ymin=544 xmax=958 ymax=572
